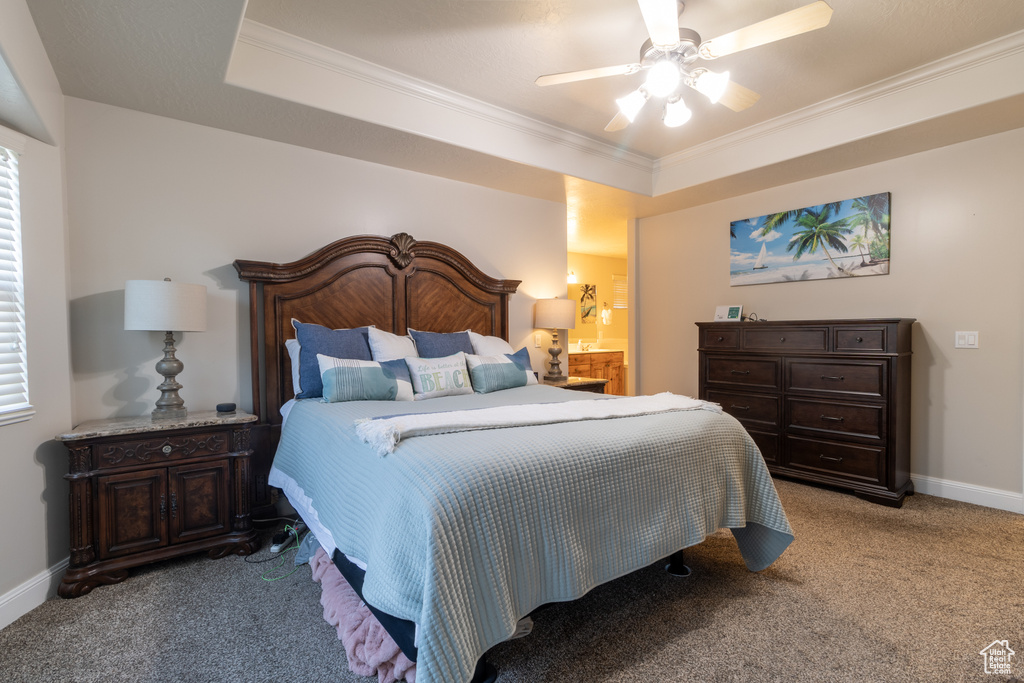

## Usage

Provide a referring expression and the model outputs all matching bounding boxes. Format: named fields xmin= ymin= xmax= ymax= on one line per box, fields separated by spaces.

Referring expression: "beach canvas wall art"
xmin=730 ymin=192 xmax=891 ymax=286
xmin=579 ymin=284 xmax=596 ymax=324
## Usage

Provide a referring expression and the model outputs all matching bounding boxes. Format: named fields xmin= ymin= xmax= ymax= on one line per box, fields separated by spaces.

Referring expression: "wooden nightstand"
xmin=542 ymin=376 xmax=610 ymax=393
xmin=56 ymin=411 xmax=261 ymax=598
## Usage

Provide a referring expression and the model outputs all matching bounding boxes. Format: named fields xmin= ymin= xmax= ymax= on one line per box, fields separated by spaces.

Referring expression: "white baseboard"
xmin=912 ymin=474 xmax=1024 ymax=513
xmin=0 ymin=557 xmax=68 ymax=631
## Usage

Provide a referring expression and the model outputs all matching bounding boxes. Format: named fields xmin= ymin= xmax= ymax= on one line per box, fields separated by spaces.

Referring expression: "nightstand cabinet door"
xmin=97 ymin=469 xmax=169 ymax=559
xmin=169 ymin=460 xmax=231 ymax=544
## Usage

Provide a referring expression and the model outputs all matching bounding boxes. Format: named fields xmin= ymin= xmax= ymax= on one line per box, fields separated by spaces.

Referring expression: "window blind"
xmin=612 ymin=273 xmax=628 ymax=309
xmin=0 ymin=143 xmax=32 ymax=426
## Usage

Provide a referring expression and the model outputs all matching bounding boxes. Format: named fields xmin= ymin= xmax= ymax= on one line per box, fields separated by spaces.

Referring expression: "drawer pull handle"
xmin=820 ymin=415 xmax=844 ymax=422
xmin=160 ymin=495 xmax=166 ymax=521
xmin=730 ymin=404 xmax=750 ymax=411
xmin=779 ymin=337 xmax=786 ymax=342
xmin=162 ymin=445 xmax=172 ymax=454
xmin=819 ymin=454 xmax=844 ymax=463
xmin=856 ymin=336 xmax=864 ymax=343
xmin=170 ymin=493 xmax=178 ymax=519
xmin=820 ymin=375 xmax=845 ymax=381
xmin=716 ymin=336 xmax=724 ymax=342
xmin=730 ymin=370 xmax=750 ymax=375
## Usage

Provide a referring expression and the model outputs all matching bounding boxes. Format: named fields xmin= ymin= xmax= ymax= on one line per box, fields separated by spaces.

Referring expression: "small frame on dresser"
xmin=714 ymin=305 xmax=743 ymax=321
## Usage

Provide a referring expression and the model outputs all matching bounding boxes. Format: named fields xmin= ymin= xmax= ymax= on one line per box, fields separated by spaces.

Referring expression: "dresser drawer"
xmin=785 ymin=359 xmax=886 ymax=398
xmin=742 ymin=326 xmax=827 ymax=352
xmin=702 ymin=327 xmax=739 ymax=349
xmin=835 ymin=326 xmax=887 ymax=353
xmin=785 ymin=435 xmax=884 ymax=484
xmin=786 ymin=398 xmax=884 ymax=440
xmin=705 ymin=356 xmax=780 ymax=391
xmin=94 ymin=431 xmax=231 ymax=470
xmin=707 ymin=390 xmax=779 ymax=429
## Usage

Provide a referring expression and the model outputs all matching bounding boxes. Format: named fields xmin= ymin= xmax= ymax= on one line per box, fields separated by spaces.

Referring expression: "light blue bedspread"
xmin=269 ymin=385 xmax=793 ymax=683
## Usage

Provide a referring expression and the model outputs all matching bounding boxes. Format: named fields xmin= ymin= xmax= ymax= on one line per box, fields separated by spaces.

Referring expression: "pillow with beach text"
xmin=405 ymin=352 xmax=473 ymax=400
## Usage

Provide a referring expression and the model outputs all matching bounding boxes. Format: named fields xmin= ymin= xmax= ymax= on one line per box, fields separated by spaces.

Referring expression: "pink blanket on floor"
xmin=310 ymin=547 xmax=417 ymax=683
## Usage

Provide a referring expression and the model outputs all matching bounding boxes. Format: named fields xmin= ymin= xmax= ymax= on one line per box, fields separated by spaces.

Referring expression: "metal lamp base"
xmin=152 ymin=331 xmax=188 ymax=421
xmin=544 ymin=328 xmax=567 ymax=382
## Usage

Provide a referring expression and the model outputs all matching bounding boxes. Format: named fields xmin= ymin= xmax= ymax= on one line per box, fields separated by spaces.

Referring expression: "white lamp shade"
xmin=124 ymin=280 xmax=207 ymax=332
xmin=535 ymin=298 xmax=577 ymax=330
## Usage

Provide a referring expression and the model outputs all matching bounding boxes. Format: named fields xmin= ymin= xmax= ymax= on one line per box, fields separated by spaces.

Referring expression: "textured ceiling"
xmin=21 ymin=0 xmax=1024 ymax=257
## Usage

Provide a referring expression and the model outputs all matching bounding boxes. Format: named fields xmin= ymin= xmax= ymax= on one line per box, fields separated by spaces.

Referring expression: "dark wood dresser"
xmin=697 ymin=319 xmax=915 ymax=506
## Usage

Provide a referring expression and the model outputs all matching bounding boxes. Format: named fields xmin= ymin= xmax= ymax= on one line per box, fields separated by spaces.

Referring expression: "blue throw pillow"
xmin=407 ymin=329 xmax=474 ymax=358
xmin=293 ymin=319 xmax=372 ymax=399
xmin=507 ymin=347 xmax=539 ymax=385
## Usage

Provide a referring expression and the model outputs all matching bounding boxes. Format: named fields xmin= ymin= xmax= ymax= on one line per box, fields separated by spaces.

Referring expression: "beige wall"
xmin=64 ymin=98 xmax=568 ymax=423
xmin=637 ymin=128 xmax=1024 ymax=504
xmin=0 ymin=0 xmax=74 ymax=619
xmin=566 ymin=252 xmax=628 ymax=355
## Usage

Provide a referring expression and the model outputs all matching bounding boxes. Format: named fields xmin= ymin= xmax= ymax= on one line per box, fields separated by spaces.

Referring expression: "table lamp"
xmin=124 ymin=279 xmax=207 ymax=420
xmin=535 ymin=297 xmax=577 ymax=381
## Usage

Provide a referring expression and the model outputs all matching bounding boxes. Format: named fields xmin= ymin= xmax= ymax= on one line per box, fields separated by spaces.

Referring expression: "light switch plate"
xmin=955 ymin=331 xmax=979 ymax=349
xmin=534 ymin=332 xmax=542 ymax=348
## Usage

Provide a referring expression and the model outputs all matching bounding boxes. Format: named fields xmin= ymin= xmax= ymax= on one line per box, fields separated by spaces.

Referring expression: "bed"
xmin=234 ymin=233 xmax=794 ymax=683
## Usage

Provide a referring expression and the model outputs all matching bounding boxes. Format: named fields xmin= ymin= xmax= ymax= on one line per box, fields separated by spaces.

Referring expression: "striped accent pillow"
xmin=317 ymin=355 xmax=414 ymax=403
xmin=465 ymin=347 xmax=538 ymax=394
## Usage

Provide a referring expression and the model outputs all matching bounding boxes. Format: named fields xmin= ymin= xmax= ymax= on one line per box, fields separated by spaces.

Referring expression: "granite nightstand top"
xmin=541 ymin=376 xmax=610 ymax=390
xmin=56 ymin=410 xmax=257 ymax=442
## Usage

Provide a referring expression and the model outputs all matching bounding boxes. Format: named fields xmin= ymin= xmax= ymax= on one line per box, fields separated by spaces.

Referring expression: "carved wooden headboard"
xmin=233 ymin=232 xmax=521 ymax=426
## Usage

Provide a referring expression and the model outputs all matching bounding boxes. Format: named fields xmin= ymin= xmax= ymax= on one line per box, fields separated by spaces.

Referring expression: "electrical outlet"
xmin=954 ymin=331 xmax=979 ymax=349
xmin=534 ymin=332 xmax=542 ymax=348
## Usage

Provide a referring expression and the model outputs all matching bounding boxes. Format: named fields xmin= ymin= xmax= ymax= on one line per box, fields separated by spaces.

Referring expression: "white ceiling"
xmin=21 ymin=0 xmax=1024 ymax=257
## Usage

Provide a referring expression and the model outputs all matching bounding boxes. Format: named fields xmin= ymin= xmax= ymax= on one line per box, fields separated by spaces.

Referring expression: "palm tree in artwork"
xmin=848 ymin=234 xmax=869 ymax=266
xmin=849 ymin=194 xmax=889 ymax=242
xmin=786 ymin=204 xmax=854 ymax=275
xmin=760 ymin=201 xmax=843 ymax=238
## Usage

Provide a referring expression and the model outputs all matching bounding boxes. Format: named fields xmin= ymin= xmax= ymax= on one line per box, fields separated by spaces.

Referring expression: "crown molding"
xmin=0 ymin=123 xmax=28 ymax=154
xmin=655 ymin=28 xmax=1024 ymax=175
xmin=233 ymin=20 xmax=655 ymax=184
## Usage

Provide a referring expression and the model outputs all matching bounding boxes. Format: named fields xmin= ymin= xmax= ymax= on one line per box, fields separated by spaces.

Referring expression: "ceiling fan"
xmin=536 ymin=0 xmax=834 ymax=132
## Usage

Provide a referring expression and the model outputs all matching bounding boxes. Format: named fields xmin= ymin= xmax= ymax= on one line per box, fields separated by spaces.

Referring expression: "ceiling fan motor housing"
xmin=639 ymin=27 xmax=702 ymax=70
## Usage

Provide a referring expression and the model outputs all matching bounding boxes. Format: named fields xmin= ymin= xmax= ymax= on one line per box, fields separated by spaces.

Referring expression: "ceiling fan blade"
xmin=535 ymin=63 xmax=641 ymax=87
xmin=637 ymin=0 xmax=681 ymax=49
xmin=717 ymin=81 xmax=761 ymax=112
xmin=698 ymin=1 xmax=833 ymax=60
xmin=604 ymin=111 xmax=631 ymax=132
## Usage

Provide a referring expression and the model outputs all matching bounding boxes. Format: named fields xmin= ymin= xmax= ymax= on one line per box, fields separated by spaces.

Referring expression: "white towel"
xmin=355 ymin=392 xmax=721 ymax=456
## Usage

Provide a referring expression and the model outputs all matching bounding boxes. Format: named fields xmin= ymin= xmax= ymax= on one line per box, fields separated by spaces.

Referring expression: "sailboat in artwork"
xmin=753 ymin=242 xmax=768 ymax=270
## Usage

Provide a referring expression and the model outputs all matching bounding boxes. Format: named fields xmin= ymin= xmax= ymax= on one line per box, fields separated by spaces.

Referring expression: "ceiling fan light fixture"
xmin=663 ymin=97 xmax=692 ymax=127
xmin=691 ymin=68 xmax=730 ymax=103
xmin=644 ymin=59 xmax=681 ymax=98
xmin=616 ymin=88 xmax=650 ymax=123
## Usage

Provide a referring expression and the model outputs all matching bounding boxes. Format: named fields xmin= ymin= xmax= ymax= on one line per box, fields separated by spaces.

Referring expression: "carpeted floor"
xmin=1 ymin=479 xmax=1022 ymax=682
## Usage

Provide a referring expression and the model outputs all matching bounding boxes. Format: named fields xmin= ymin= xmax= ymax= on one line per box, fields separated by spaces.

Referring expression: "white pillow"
xmin=368 ymin=327 xmax=418 ymax=362
xmin=405 ymin=352 xmax=474 ymax=400
xmin=285 ymin=338 xmax=302 ymax=395
xmin=468 ymin=331 xmax=516 ymax=356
